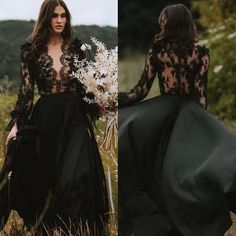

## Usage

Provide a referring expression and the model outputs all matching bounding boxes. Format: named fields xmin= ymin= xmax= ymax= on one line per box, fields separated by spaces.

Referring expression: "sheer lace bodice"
xmin=119 ymin=43 xmax=210 ymax=109
xmin=36 ymin=41 xmax=84 ymax=95
xmin=6 ymin=38 xmax=86 ymax=131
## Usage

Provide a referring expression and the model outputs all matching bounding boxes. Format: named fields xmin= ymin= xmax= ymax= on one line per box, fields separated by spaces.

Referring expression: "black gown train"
xmin=118 ymin=42 xmax=236 ymax=236
xmin=0 ymin=39 xmax=109 ymax=234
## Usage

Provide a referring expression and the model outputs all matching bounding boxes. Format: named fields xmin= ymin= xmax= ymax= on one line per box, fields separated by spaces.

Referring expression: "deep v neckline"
xmin=45 ymin=41 xmax=67 ymax=81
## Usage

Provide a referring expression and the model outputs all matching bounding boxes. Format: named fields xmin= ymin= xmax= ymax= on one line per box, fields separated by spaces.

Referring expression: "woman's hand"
xmin=6 ymin=122 xmax=18 ymax=146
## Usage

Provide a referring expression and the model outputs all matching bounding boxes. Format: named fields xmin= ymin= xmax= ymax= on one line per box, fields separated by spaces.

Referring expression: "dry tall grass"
xmin=0 ymin=94 xmax=118 ymax=236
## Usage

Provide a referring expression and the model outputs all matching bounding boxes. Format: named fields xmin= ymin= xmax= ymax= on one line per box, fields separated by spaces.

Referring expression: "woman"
xmin=119 ymin=4 xmax=236 ymax=236
xmin=0 ymin=0 xmax=108 ymax=234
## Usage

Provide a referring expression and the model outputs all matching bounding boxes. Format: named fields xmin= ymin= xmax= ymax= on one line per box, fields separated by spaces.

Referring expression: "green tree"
xmin=0 ymin=20 xmax=117 ymax=91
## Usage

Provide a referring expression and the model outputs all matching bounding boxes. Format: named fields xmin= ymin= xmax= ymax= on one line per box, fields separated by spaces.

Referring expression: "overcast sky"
xmin=0 ymin=0 xmax=117 ymax=27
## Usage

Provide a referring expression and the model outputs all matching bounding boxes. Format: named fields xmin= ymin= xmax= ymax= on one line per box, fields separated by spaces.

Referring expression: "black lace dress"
xmin=119 ymin=43 xmax=236 ymax=236
xmin=0 ymin=38 xmax=109 ymax=234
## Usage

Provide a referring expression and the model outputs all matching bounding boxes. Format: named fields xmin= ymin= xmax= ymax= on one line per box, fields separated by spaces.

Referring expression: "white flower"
xmin=208 ymin=25 xmax=225 ymax=34
xmin=83 ymin=96 xmax=96 ymax=104
xmin=110 ymin=84 xmax=117 ymax=93
xmin=103 ymin=92 xmax=110 ymax=100
xmin=88 ymin=70 xmax=96 ymax=77
xmin=213 ymin=65 xmax=223 ymax=74
xmin=96 ymin=79 xmax=104 ymax=86
xmin=81 ymin=43 xmax=92 ymax=51
xmin=227 ymin=32 xmax=236 ymax=39
xmin=211 ymin=33 xmax=224 ymax=41
xmin=100 ymin=69 xmax=107 ymax=76
xmin=73 ymin=36 xmax=118 ymax=111
xmin=198 ymin=39 xmax=209 ymax=46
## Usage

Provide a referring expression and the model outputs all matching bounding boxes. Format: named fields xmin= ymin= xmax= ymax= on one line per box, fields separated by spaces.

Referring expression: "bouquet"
xmin=73 ymin=37 xmax=118 ymax=152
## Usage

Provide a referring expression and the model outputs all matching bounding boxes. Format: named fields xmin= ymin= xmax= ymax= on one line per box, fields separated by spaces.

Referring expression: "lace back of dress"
xmin=156 ymin=44 xmax=209 ymax=108
xmin=118 ymin=43 xmax=209 ymax=109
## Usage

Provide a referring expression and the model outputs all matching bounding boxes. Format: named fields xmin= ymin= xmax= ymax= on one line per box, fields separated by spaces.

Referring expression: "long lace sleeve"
xmin=118 ymin=48 xmax=157 ymax=108
xmin=6 ymin=44 xmax=35 ymax=131
xmin=193 ymin=47 xmax=210 ymax=109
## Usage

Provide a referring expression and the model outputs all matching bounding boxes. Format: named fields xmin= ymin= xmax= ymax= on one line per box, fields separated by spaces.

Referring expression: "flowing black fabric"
xmin=0 ymin=92 xmax=109 ymax=234
xmin=119 ymin=94 xmax=236 ymax=236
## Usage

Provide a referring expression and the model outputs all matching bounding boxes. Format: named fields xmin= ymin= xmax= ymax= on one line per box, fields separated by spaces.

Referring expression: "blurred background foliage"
xmin=119 ymin=0 xmax=236 ymax=121
xmin=0 ymin=20 xmax=117 ymax=91
xmin=194 ymin=1 xmax=236 ymax=120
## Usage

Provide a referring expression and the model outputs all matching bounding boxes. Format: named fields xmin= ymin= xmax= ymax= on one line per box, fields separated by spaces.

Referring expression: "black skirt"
xmin=0 ymin=91 xmax=109 ymax=234
xmin=119 ymin=94 xmax=236 ymax=236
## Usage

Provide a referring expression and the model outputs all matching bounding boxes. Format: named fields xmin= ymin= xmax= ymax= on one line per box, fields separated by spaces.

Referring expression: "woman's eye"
xmin=52 ymin=13 xmax=66 ymax=18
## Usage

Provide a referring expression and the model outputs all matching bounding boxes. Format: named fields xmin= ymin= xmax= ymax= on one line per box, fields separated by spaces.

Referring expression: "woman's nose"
xmin=57 ymin=16 xmax=62 ymax=22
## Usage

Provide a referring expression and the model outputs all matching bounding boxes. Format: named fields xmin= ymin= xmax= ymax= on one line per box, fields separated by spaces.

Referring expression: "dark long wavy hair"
xmin=154 ymin=4 xmax=198 ymax=53
xmin=27 ymin=0 xmax=74 ymax=59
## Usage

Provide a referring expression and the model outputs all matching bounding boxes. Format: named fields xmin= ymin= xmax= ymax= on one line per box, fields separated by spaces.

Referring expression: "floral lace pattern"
xmin=119 ymin=43 xmax=210 ymax=109
xmin=6 ymin=39 xmax=85 ymax=131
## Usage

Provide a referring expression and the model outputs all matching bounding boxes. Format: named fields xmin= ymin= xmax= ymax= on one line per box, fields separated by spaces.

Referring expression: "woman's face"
xmin=50 ymin=5 xmax=67 ymax=34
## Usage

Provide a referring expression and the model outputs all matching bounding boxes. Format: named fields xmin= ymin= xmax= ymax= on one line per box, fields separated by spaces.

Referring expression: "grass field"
xmin=0 ymin=94 xmax=118 ymax=235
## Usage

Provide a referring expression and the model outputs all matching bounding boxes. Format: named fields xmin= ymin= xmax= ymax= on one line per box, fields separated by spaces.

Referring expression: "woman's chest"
xmin=34 ymin=45 xmax=77 ymax=94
